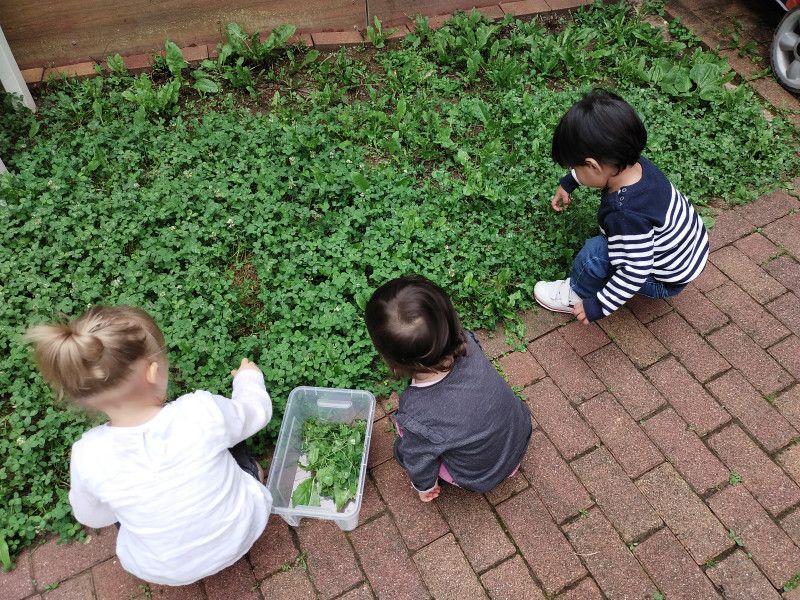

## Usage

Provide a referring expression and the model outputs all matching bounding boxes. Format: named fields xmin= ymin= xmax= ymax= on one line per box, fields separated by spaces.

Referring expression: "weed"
xmin=729 ymin=471 xmax=742 ymax=486
xmin=384 ymin=402 xmax=394 ymax=412
xmin=652 ymin=592 xmax=666 ymax=600
xmin=366 ymin=17 xmax=399 ymax=49
xmin=705 ymin=558 xmax=717 ymax=568
xmin=728 ymin=529 xmax=744 ymax=547
xmin=579 ymin=509 xmax=590 ymax=519
xmin=785 ymin=572 xmax=800 ymax=592
xmin=42 ymin=582 xmax=60 ymax=592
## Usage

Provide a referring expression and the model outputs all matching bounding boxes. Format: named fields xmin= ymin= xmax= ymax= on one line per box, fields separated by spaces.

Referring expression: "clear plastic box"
xmin=267 ymin=386 xmax=376 ymax=531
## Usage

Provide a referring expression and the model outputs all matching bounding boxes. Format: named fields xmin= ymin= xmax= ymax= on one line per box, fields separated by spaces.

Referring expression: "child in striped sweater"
xmin=534 ymin=90 xmax=709 ymax=324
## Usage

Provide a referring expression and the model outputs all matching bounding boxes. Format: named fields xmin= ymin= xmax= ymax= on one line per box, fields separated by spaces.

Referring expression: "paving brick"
xmin=707 ymin=209 xmax=753 ymax=251
xmin=708 ymin=485 xmax=800 ymax=588
xmin=584 ymin=344 xmax=665 ymax=420
xmin=572 ymin=447 xmax=661 ymax=543
xmin=764 ymin=213 xmax=800 ymax=259
xmin=768 ymin=292 xmax=800 ymax=338
xmin=766 ymin=256 xmax=800 ymax=296
xmin=180 ymin=45 xmax=208 ymax=62
xmin=528 ymin=331 xmax=604 ymax=403
xmin=558 ymin=321 xmax=611 ymax=357
xmin=706 ymin=281 xmax=790 ymax=348
xmin=626 ymin=295 xmax=672 ymax=324
xmin=548 ymin=0 xmax=595 ymax=10
xmin=781 ymin=509 xmax=800 ymax=546
xmin=737 ymin=190 xmax=800 ymax=228
xmin=425 ymin=14 xmax=453 ymax=29
xmin=498 ymin=351 xmax=545 ymax=388
xmin=0 ymin=550 xmax=34 ymax=600
xmin=633 ymin=528 xmax=721 ymax=600
xmin=519 ymin=308 xmax=571 ymax=342
xmin=373 ymin=459 xmax=450 ymax=551
xmin=706 ymin=370 xmax=796 ymax=453
xmin=694 ymin=262 xmax=729 ymax=292
xmin=311 ymin=31 xmax=365 ymax=50
xmin=436 ymin=485 xmax=514 ymax=572
xmin=648 ymin=312 xmax=730 ymax=382
xmin=475 ymin=5 xmax=506 ymax=20
xmin=563 ymin=508 xmax=657 ymax=600
xmin=249 ymin=516 xmax=298 ymax=578
xmin=710 ymin=246 xmax=786 ymax=303
xmin=92 ymin=557 xmax=142 ymax=600
xmin=31 ymin=527 xmax=116 ymax=587
xmin=554 ymin=578 xmax=603 ymax=600
xmin=474 ymin=328 xmax=515 ymax=359
xmin=770 ymin=335 xmax=800 ymax=380
xmin=259 ymin=566 xmax=316 ymax=600
xmin=642 ymin=408 xmax=729 ymax=495
xmin=297 ymin=519 xmax=362 ymax=599
xmin=597 ymin=307 xmax=668 ymax=369
xmin=149 ymin=582 xmax=205 ymax=599
xmin=776 ymin=386 xmax=800 ymax=432
xmin=359 ymin=476 xmax=386 ymax=521
xmin=496 ymin=489 xmax=586 ymax=595
xmin=500 ymin=0 xmax=551 ymax=16
xmin=42 ymin=572 xmax=94 ymax=600
xmin=778 ymin=443 xmax=800 ymax=486
xmin=44 ymin=62 xmax=98 ymax=79
xmin=706 ymin=550 xmax=782 ymax=600
xmin=480 ymin=555 xmax=545 ymax=600
xmin=521 ymin=431 xmax=592 ymax=523
xmin=368 ymin=416 xmax=396 ymax=468
xmin=578 ymin=393 xmax=662 ymax=478
xmin=350 ymin=514 xmax=429 ymax=600
xmin=646 ymin=357 xmax=730 ymax=435
xmin=484 ymin=469 xmax=528 ymax=505
xmin=21 ymin=67 xmax=43 ymax=84
xmin=413 ymin=534 xmax=487 ymax=600
xmin=338 ymin=584 xmax=374 ymax=600
xmin=288 ymin=33 xmax=315 ymax=47
xmin=202 ymin=558 xmax=259 ymax=600
xmin=637 ymin=463 xmax=734 ymax=565
xmin=735 ymin=232 xmax=780 ymax=264
xmin=707 ymin=324 xmax=792 ymax=396
xmin=522 ymin=378 xmax=598 ymax=460
xmin=669 ymin=284 xmax=728 ymax=334
xmin=122 ymin=53 xmax=152 ymax=72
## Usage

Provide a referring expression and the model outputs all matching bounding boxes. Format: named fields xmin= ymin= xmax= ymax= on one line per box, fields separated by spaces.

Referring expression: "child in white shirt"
xmin=26 ymin=306 xmax=272 ymax=585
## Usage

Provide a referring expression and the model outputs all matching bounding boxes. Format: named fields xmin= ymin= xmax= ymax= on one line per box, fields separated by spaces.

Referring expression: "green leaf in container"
xmin=291 ymin=477 xmax=313 ymax=507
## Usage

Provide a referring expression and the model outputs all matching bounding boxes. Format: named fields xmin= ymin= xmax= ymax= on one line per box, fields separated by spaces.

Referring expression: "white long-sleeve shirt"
xmin=68 ymin=370 xmax=273 ymax=585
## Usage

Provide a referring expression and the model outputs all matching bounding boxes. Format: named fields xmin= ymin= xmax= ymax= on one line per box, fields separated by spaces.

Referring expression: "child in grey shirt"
xmin=365 ymin=275 xmax=532 ymax=501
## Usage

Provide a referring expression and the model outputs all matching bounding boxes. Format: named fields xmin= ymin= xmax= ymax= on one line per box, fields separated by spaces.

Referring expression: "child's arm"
xmin=69 ymin=450 xmax=117 ymax=528
xmin=551 ymin=171 xmax=580 ymax=212
xmin=212 ymin=358 xmax=272 ymax=447
xmin=582 ymin=212 xmax=654 ymax=322
xmin=395 ymin=430 xmax=442 ymax=498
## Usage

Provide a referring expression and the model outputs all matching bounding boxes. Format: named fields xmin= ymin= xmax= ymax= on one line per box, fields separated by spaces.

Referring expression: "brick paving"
xmin=6 ymin=9 xmax=800 ymax=599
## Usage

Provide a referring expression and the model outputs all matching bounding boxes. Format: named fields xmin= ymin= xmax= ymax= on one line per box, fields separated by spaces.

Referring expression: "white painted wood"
xmin=0 ymin=24 xmax=35 ymax=112
xmin=0 ymin=157 xmax=6 ymax=173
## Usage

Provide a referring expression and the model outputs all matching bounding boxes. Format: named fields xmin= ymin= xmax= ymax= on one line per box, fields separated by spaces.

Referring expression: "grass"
xmin=0 ymin=1 xmax=798 ymax=560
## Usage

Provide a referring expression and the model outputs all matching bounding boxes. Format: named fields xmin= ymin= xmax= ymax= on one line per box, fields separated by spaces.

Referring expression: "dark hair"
xmin=551 ymin=89 xmax=647 ymax=172
xmin=365 ymin=275 xmax=467 ymax=378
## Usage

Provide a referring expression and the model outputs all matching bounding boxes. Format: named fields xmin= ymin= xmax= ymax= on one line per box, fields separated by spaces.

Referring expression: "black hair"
xmin=364 ymin=275 xmax=467 ymax=378
xmin=551 ymin=89 xmax=647 ymax=172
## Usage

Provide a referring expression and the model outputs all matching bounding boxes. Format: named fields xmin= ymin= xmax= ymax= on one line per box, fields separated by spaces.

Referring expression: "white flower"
xmin=226 ymin=218 xmax=235 ymax=229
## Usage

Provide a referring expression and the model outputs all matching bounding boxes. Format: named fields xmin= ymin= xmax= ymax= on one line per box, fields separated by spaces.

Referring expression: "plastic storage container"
xmin=267 ymin=386 xmax=376 ymax=531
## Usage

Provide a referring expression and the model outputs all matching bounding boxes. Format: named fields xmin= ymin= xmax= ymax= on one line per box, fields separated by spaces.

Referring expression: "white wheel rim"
xmin=773 ymin=10 xmax=800 ymax=89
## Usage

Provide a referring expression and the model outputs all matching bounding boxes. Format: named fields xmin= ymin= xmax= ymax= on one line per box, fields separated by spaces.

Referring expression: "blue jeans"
xmin=569 ymin=236 xmax=686 ymax=301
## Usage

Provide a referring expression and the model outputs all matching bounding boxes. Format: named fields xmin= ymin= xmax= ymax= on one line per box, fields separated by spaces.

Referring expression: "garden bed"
xmin=0 ymin=1 xmax=798 ymax=563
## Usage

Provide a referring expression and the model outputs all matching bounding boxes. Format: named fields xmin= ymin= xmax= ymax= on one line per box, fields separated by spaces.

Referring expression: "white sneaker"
xmin=534 ymin=278 xmax=581 ymax=313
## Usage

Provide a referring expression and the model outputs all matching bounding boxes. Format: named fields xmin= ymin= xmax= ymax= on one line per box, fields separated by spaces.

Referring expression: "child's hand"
xmin=551 ymin=186 xmax=571 ymax=212
xmin=573 ymin=301 xmax=589 ymax=325
xmin=418 ymin=484 xmax=441 ymax=502
xmin=231 ymin=358 xmax=261 ymax=377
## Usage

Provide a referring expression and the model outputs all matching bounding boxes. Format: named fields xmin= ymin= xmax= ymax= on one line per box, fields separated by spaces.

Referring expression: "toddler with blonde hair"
xmin=26 ymin=306 xmax=272 ymax=585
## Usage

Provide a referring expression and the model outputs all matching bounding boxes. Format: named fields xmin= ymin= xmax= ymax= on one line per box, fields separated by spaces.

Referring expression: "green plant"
xmin=729 ymin=471 xmax=742 ymax=486
xmin=0 ymin=1 xmax=797 ymax=560
xmin=784 ymin=572 xmax=800 ymax=592
xmin=366 ymin=16 xmax=399 ymax=49
xmin=0 ymin=536 xmax=12 ymax=571
xmin=652 ymin=592 xmax=666 ymax=600
xmin=42 ymin=582 xmax=60 ymax=592
xmin=728 ymin=529 xmax=744 ymax=546
xmin=291 ymin=419 xmax=367 ymax=510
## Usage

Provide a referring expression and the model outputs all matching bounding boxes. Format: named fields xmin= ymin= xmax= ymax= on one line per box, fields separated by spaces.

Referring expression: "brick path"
xmin=3 ymin=180 xmax=799 ymax=599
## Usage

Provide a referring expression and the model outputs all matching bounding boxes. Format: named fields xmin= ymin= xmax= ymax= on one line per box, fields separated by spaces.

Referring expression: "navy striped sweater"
xmin=560 ymin=157 xmax=709 ymax=322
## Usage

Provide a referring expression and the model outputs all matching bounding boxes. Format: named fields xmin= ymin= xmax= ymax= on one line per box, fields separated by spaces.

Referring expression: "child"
xmin=25 ymin=306 xmax=272 ymax=586
xmin=365 ymin=276 xmax=532 ymax=501
xmin=534 ymin=90 xmax=709 ymax=324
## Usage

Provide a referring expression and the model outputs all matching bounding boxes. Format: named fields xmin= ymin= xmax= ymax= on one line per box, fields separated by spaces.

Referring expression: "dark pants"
xmin=229 ymin=441 xmax=261 ymax=481
xmin=570 ymin=235 xmax=686 ymax=301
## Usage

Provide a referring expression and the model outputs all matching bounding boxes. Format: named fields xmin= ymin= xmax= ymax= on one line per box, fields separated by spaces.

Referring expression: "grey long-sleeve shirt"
xmin=393 ymin=333 xmax=532 ymax=493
